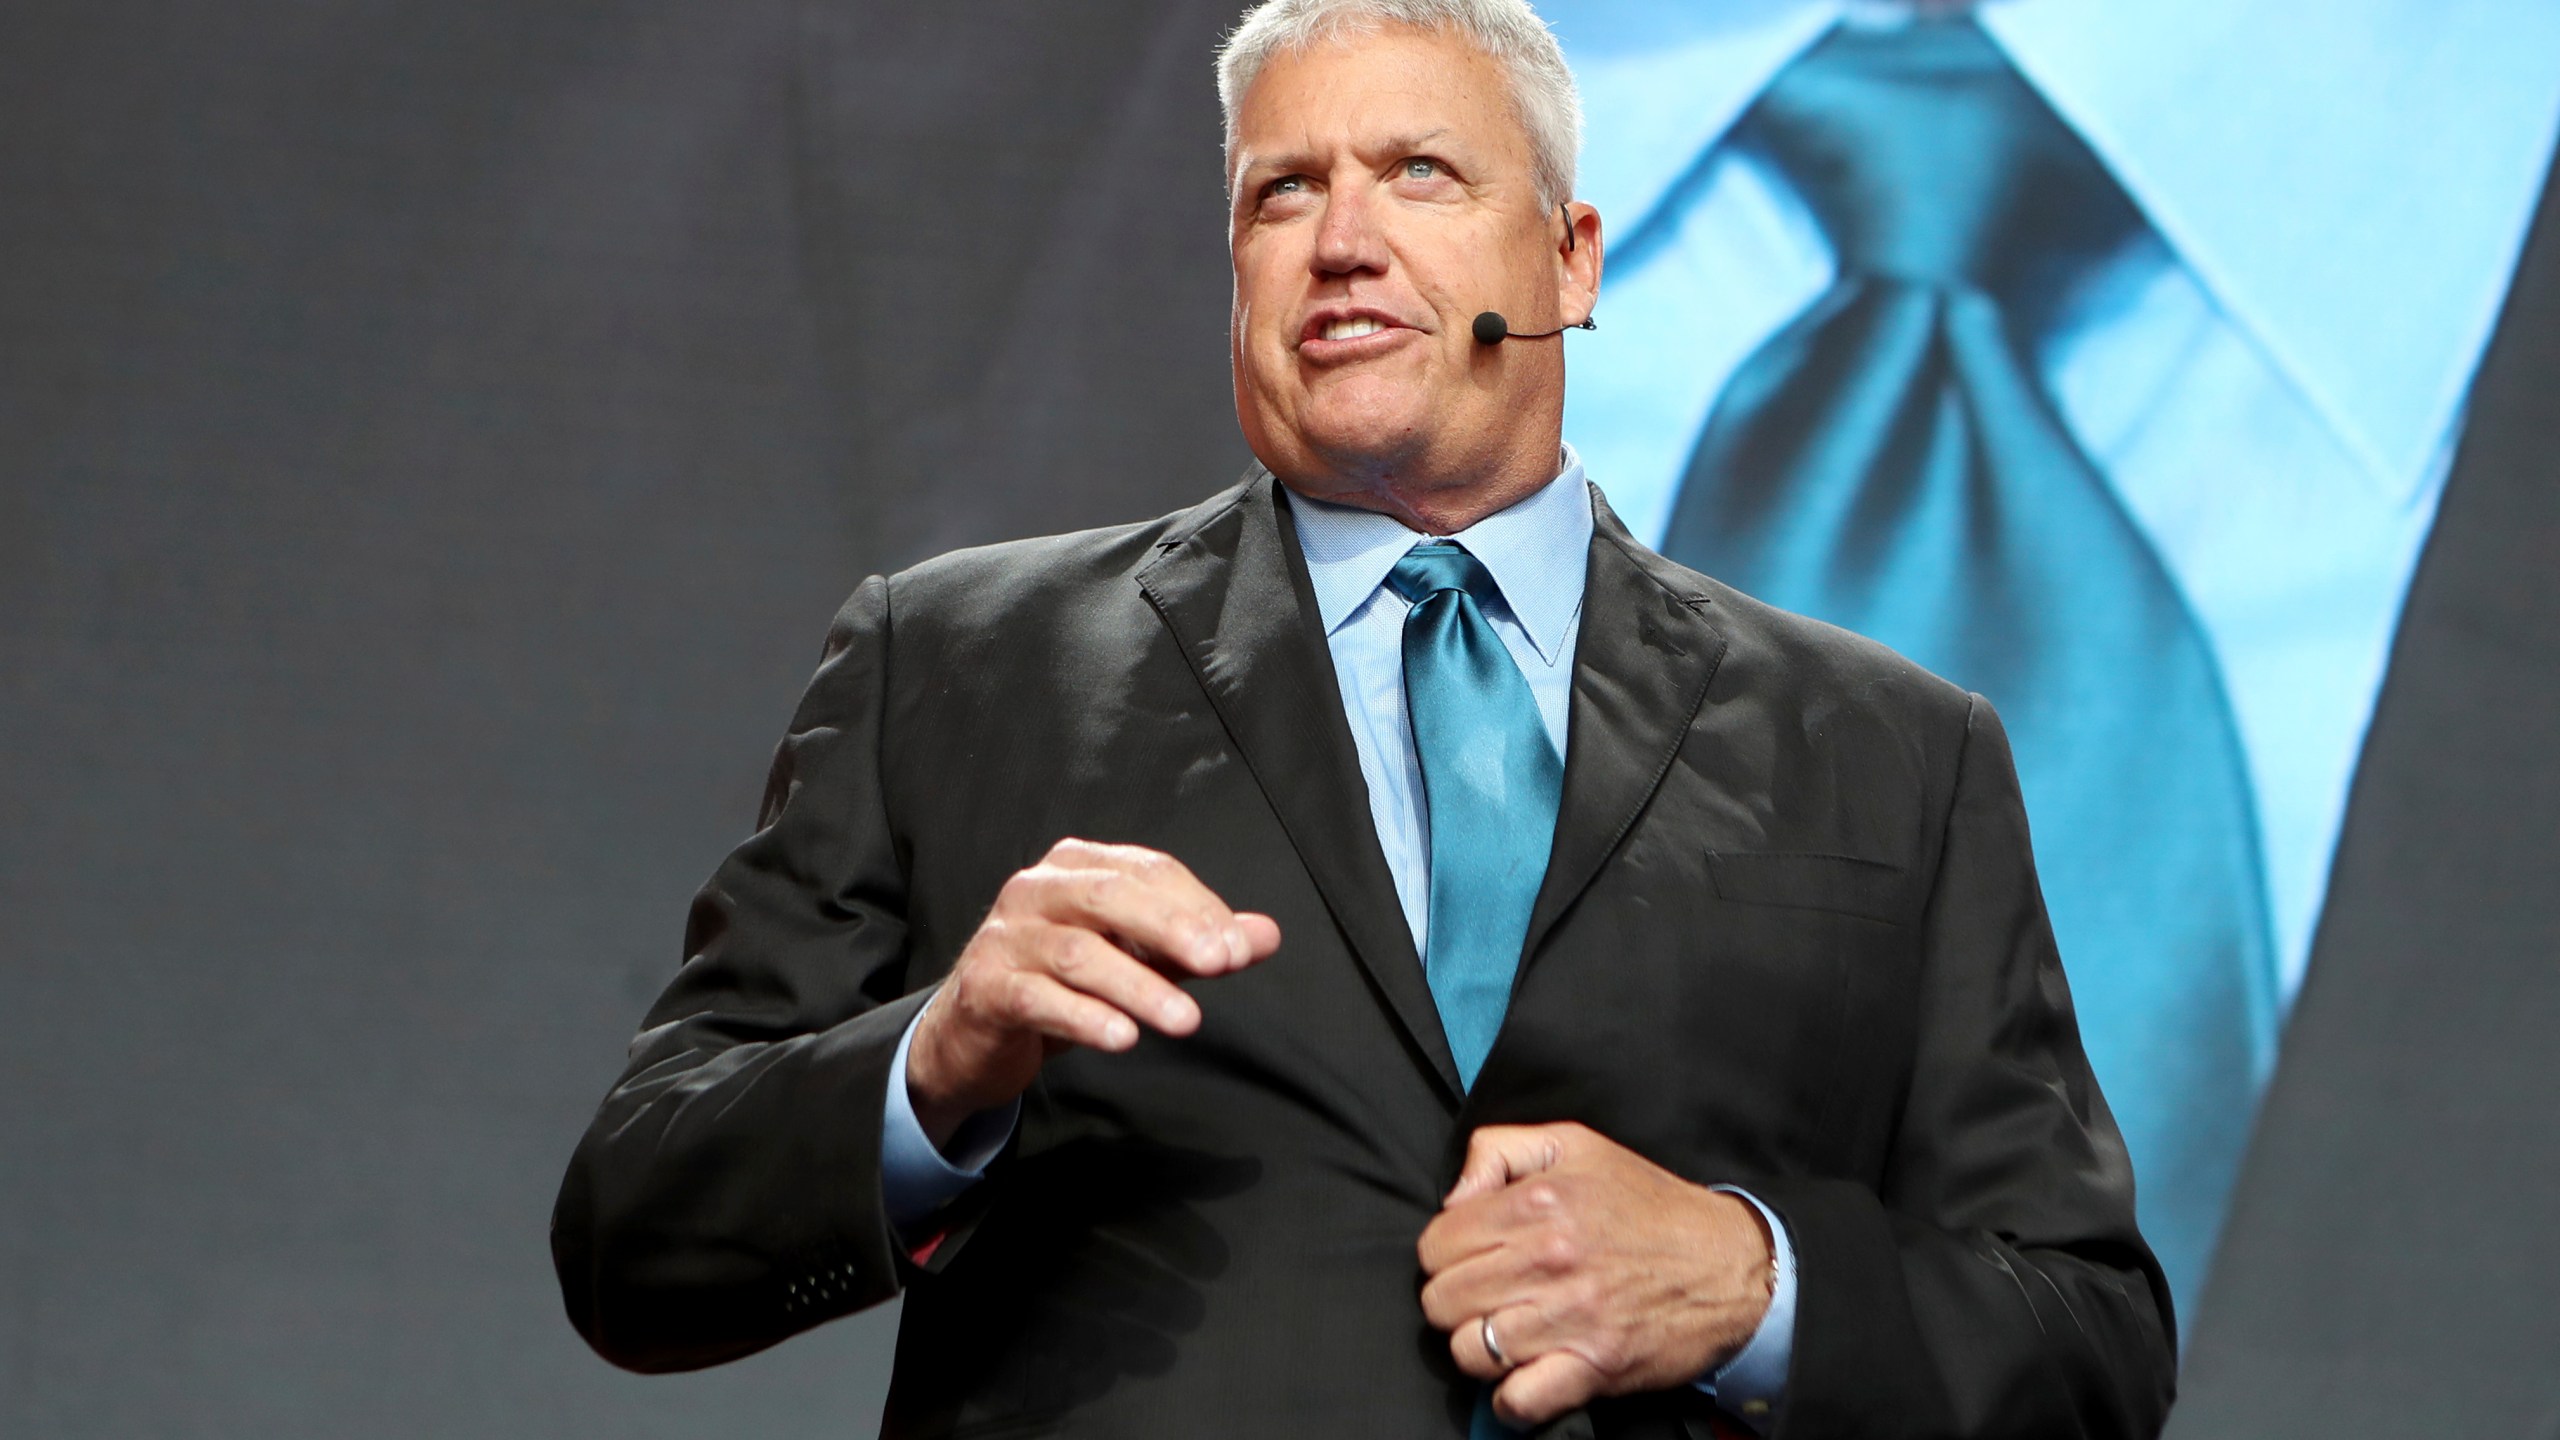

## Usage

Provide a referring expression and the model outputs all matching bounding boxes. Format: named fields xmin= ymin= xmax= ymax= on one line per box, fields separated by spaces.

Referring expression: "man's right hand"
xmin=904 ymin=838 xmax=1282 ymax=1149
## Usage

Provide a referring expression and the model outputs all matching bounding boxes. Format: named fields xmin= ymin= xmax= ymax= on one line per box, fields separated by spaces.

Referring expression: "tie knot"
xmin=1386 ymin=541 xmax=1503 ymax=612
xmin=1737 ymin=18 xmax=2140 ymax=292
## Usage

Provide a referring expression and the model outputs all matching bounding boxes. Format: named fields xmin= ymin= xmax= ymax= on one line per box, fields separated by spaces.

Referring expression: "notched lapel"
xmin=1520 ymin=490 xmax=1730 ymax=970
xmin=1137 ymin=471 xmax=1464 ymax=1101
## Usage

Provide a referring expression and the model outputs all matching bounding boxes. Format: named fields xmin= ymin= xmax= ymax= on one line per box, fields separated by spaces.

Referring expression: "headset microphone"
xmin=1471 ymin=311 xmax=1598 ymax=345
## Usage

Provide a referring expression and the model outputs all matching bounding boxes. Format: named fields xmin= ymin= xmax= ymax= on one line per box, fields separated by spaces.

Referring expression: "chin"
xmin=1293 ymin=383 xmax=1436 ymax=474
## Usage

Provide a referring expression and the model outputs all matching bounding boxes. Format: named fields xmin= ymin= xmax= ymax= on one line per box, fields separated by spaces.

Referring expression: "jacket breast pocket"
xmin=1705 ymin=850 xmax=1913 ymax=929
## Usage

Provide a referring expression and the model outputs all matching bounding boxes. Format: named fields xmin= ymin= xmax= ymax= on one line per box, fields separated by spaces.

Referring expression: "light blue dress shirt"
xmin=881 ymin=457 xmax=1797 ymax=1428
xmin=1288 ymin=460 xmax=1592 ymax=954
xmin=1547 ymin=0 xmax=2560 ymax=1006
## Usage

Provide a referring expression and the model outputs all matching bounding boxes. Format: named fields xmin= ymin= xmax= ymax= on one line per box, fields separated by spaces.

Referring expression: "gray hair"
xmin=1215 ymin=0 xmax=1582 ymax=211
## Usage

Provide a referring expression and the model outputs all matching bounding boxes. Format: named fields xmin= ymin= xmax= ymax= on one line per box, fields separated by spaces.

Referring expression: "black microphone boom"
xmin=1471 ymin=310 xmax=1597 ymax=345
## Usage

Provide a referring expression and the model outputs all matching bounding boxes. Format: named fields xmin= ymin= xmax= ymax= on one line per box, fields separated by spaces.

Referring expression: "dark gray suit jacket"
xmin=551 ymin=478 xmax=2174 ymax=1438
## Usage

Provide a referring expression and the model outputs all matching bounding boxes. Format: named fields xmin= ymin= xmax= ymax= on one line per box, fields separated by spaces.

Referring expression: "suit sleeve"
xmin=1752 ymin=695 xmax=2178 ymax=1439
xmin=550 ymin=574 xmax=926 ymax=1373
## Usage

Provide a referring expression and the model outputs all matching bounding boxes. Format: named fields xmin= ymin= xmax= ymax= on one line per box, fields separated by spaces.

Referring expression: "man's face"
xmin=1227 ymin=24 xmax=1600 ymax=515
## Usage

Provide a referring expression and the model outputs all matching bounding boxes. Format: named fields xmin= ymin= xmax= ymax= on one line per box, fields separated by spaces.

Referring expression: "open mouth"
xmin=1297 ymin=309 xmax=1414 ymax=361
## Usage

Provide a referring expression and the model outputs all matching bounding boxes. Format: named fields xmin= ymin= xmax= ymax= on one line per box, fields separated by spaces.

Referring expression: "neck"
xmin=1277 ymin=437 xmax=1564 ymax=535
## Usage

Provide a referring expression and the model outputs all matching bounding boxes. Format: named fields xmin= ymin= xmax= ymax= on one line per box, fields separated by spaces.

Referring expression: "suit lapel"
xmin=1520 ymin=490 xmax=1730 ymax=971
xmin=1138 ymin=471 xmax=1464 ymax=1101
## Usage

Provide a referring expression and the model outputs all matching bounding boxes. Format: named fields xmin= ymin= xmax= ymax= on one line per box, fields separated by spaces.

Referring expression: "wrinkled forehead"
xmin=1225 ymin=24 xmax=1531 ymax=189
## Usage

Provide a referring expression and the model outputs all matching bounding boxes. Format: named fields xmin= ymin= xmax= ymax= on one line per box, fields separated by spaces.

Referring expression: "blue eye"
xmin=1402 ymin=158 xmax=1439 ymax=179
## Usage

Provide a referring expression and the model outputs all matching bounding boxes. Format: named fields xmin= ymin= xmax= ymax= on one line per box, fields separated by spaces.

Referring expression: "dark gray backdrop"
xmin=2 ymin=1 xmax=1239 ymax=1432
xmin=8 ymin=2 xmax=2559 ymax=1436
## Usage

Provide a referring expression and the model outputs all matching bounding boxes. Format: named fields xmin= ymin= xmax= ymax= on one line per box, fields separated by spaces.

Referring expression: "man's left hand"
xmin=1417 ymin=1122 xmax=1776 ymax=1429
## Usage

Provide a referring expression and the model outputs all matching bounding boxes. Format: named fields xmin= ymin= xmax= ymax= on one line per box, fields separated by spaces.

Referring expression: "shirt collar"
xmin=1553 ymin=0 xmax=2560 ymax=500
xmin=1288 ymin=447 xmax=1596 ymax=664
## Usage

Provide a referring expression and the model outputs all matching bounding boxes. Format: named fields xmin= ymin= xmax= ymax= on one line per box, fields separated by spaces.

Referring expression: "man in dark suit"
xmin=552 ymin=2 xmax=2173 ymax=1434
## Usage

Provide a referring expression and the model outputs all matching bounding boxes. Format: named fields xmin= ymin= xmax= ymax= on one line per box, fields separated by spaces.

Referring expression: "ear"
xmin=1555 ymin=201 xmax=1604 ymax=327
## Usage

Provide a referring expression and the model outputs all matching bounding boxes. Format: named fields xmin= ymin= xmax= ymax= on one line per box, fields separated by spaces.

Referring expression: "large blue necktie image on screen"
xmin=1657 ymin=19 xmax=2279 ymax=1320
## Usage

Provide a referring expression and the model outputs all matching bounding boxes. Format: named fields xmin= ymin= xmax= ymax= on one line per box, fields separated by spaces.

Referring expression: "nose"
xmin=1311 ymin=185 xmax=1389 ymax=278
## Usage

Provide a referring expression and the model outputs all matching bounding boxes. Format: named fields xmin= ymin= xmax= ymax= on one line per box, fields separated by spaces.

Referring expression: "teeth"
xmin=1321 ymin=317 xmax=1386 ymax=341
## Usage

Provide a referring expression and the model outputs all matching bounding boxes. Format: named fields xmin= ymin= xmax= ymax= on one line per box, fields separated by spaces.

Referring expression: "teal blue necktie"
xmin=1387 ymin=543 xmax=1564 ymax=1093
xmin=1390 ymin=543 xmax=1560 ymax=1440
xmin=1660 ymin=18 xmax=2277 ymax=1321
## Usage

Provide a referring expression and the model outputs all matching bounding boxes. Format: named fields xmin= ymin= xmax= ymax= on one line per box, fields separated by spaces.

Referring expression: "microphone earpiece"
xmin=1471 ymin=311 xmax=1598 ymax=346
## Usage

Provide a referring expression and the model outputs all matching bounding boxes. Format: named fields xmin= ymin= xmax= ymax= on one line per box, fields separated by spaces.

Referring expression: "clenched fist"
xmin=1418 ymin=1122 xmax=1776 ymax=1429
xmin=904 ymin=839 xmax=1282 ymax=1146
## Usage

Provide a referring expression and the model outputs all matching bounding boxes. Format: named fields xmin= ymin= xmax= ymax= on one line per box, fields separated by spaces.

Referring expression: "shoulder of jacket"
xmin=883 ymin=471 xmax=1262 ymax=622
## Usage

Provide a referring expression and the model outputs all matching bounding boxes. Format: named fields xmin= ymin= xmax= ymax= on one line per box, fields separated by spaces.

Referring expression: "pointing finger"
xmin=1231 ymin=911 xmax=1283 ymax=966
xmin=1021 ymin=842 xmax=1260 ymax=975
xmin=1022 ymin=922 xmax=1203 ymax=1036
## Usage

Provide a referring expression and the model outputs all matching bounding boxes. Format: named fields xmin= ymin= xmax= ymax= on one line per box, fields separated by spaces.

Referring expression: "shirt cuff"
xmin=1692 ymin=1184 xmax=1796 ymax=1433
xmin=880 ymin=1007 xmax=1018 ymax=1238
